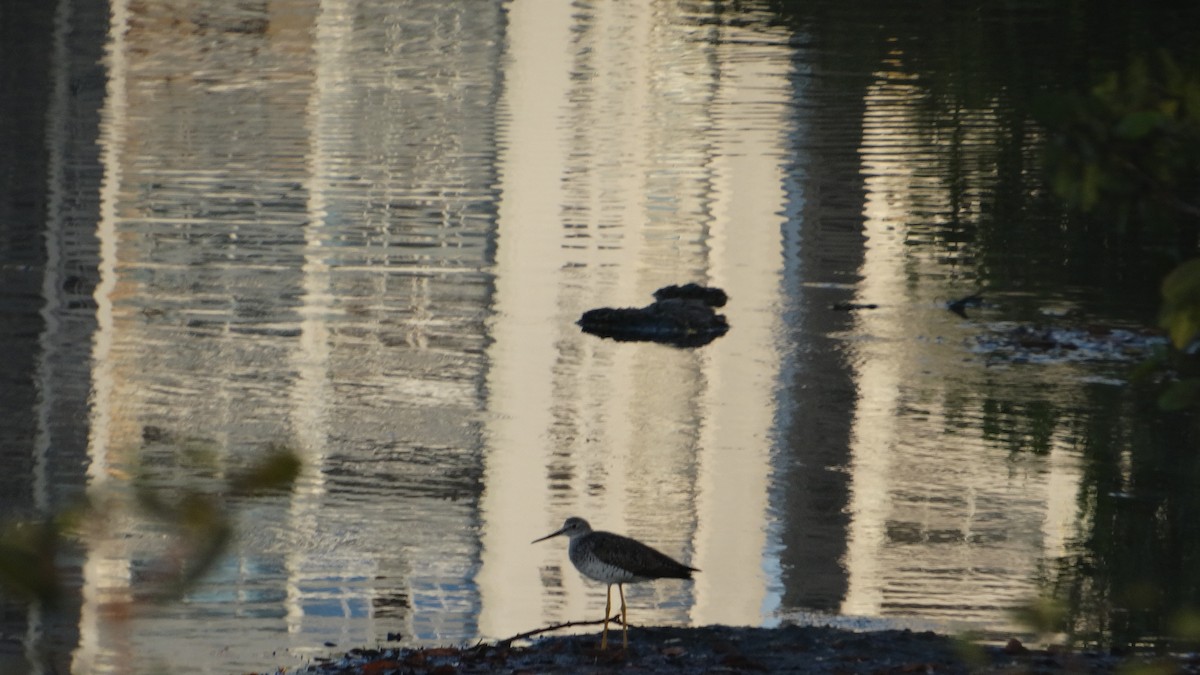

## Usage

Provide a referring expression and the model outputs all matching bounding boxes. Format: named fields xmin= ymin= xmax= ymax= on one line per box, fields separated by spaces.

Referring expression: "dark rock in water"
xmin=579 ymin=285 xmax=729 ymax=348
xmin=971 ymin=323 xmax=1165 ymax=364
xmin=947 ymin=292 xmax=984 ymax=318
xmin=652 ymin=283 xmax=728 ymax=308
xmin=830 ymin=302 xmax=878 ymax=311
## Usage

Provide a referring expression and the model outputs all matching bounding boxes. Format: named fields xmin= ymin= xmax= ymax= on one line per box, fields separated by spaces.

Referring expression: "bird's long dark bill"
xmin=531 ymin=528 xmax=567 ymax=544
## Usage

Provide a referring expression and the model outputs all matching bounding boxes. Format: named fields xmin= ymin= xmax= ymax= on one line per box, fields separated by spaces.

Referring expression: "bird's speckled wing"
xmin=575 ymin=531 xmax=696 ymax=583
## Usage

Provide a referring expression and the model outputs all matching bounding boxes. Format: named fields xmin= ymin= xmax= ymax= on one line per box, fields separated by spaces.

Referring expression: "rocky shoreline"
xmin=267 ymin=624 xmax=1200 ymax=674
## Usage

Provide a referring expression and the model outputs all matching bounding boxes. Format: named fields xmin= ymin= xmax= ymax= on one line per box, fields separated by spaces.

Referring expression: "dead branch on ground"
xmin=493 ymin=614 xmax=626 ymax=648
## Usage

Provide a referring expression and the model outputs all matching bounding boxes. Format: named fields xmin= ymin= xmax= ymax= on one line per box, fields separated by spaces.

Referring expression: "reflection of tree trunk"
xmin=0 ymin=0 xmax=109 ymax=670
xmin=778 ymin=59 xmax=877 ymax=610
xmin=0 ymin=5 xmax=59 ymax=672
xmin=0 ymin=3 xmax=55 ymax=513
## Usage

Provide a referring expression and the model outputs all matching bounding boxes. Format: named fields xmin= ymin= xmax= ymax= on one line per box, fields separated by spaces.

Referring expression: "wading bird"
xmin=532 ymin=516 xmax=697 ymax=650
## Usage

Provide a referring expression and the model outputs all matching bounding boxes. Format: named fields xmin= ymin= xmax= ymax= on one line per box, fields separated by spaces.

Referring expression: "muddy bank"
xmin=270 ymin=624 xmax=1199 ymax=674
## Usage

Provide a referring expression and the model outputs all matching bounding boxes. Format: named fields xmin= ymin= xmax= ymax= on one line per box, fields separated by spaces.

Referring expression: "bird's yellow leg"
xmin=600 ymin=584 xmax=612 ymax=650
xmin=619 ymin=583 xmax=628 ymax=649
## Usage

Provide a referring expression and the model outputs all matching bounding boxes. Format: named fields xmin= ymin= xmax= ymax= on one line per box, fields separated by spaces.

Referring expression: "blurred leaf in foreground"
xmin=1012 ymin=595 xmax=1068 ymax=636
xmin=1161 ymin=258 xmax=1200 ymax=350
xmin=228 ymin=444 xmax=302 ymax=496
xmin=159 ymin=493 xmax=234 ymax=600
xmin=1 ymin=442 xmax=302 ymax=608
xmin=1158 ymin=378 xmax=1200 ymax=411
xmin=0 ymin=519 xmax=61 ymax=606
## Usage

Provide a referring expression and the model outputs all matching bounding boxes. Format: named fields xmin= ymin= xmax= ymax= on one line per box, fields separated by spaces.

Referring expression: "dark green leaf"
xmin=228 ymin=447 xmax=302 ymax=496
xmin=0 ymin=520 xmax=61 ymax=606
xmin=1158 ymin=378 xmax=1200 ymax=411
xmin=1114 ymin=111 xmax=1163 ymax=139
xmin=1160 ymin=259 xmax=1200 ymax=349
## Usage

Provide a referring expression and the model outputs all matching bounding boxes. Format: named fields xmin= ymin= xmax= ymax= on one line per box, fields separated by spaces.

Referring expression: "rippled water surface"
xmin=2 ymin=0 xmax=1194 ymax=673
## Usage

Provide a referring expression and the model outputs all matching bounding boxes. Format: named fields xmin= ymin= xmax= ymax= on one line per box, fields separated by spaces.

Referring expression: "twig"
xmin=493 ymin=614 xmax=625 ymax=648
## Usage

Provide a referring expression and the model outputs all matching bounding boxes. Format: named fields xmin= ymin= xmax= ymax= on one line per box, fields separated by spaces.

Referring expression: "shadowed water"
xmin=1 ymin=0 xmax=1195 ymax=673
